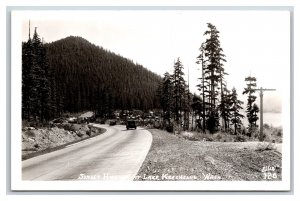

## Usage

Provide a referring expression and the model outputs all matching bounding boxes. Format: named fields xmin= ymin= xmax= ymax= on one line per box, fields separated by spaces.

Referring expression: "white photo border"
xmin=8 ymin=6 xmax=293 ymax=192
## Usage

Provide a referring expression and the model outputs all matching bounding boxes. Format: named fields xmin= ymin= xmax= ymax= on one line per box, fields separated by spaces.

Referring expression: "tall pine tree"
xmin=172 ymin=58 xmax=186 ymax=125
xmin=203 ymin=23 xmax=226 ymax=133
xmin=230 ymin=88 xmax=244 ymax=135
xmin=243 ymin=76 xmax=259 ymax=135
xmin=158 ymin=72 xmax=174 ymax=125
xmin=22 ymin=27 xmax=53 ymax=123
xmin=22 ymin=36 xmax=33 ymax=120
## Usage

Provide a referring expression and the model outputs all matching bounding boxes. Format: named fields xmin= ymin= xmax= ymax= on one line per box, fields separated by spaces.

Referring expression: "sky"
xmin=22 ymin=10 xmax=290 ymax=113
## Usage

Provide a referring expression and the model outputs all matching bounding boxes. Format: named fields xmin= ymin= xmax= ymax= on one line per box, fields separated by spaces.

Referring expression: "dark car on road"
xmin=126 ymin=120 xmax=137 ymax=130
xmin=109 ymin=120 xmax=117 ymax=126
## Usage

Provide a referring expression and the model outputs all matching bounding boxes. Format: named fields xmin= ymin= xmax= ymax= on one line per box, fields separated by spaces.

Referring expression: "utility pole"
xmin=254 ymin=87 xmax=276 ymax=141
xmin=188 ymin=65 xmax=190 ymax=130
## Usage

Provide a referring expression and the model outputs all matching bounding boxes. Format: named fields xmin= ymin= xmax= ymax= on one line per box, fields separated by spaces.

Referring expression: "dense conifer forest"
xmin=46 ymin=36 xmax=162 ymax=113
xmin=22 ymin=31 xmax=161 ymax=122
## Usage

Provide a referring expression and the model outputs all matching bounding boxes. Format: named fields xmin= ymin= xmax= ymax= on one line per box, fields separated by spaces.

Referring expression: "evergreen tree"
xmin=230 ymin=88 xmax=244 ymax=135
xmin=172 ymin=58 xmax=186 ymax=125
xmin=31 ymin=28 xmax=52 ymax=122
xmin=243 ymin=76 xmax=259 ymax=135
xmin=39 ymin=36 xmax=52 ymax=121
xmin=22 ymin=27 xmax=54 ymax=123
xmin=29 ymin=28 xmax=43 ymax=121
xmin=196 ymin=24 xmax=228 ymax=133
xmin=202 ymin=23 xmax=226 ymax=133
xmin=158 ymin=72 xmax=174 ymax=125
xmin=22 ymin=38 xmax=33 ymax=120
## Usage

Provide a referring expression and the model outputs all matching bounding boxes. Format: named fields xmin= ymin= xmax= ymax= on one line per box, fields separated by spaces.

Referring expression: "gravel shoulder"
xmin=135 ymin=129 xmax=282 ymax=181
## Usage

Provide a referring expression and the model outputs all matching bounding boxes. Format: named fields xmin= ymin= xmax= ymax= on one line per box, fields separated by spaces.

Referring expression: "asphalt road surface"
xmin=22 ymin=124 xmax=152 ymax=181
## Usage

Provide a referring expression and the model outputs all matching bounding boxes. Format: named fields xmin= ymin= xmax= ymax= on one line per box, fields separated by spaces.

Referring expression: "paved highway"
xmin=22 ymin=124 xmax=152 ymax=181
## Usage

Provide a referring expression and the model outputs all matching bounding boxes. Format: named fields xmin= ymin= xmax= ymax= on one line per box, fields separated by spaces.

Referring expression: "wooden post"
xmin=254 ymin=87 xmax=276 ymax=141
xmin=259 ymin=87 xmax=264 ymax=141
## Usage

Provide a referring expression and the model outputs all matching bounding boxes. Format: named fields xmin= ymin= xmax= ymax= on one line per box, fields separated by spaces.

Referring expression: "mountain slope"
xmin=45 ymin=36 xmax=161 ymax=115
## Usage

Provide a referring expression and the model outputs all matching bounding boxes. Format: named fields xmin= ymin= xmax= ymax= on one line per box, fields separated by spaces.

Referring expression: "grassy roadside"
xmin=135 ymin=129 xmax=282 ymax=181
xmin=22 ymin=126 xmax=106 ymax=161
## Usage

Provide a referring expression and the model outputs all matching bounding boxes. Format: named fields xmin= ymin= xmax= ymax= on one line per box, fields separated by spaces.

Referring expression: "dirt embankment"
xmin=136 ymin=129 xmax=282 ymax=181
xmin=22 ymin=123 xmax=105 ymax=160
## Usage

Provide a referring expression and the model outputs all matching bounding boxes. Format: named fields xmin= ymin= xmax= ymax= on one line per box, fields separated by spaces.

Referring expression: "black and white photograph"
xmin=10 ymin=8 xmax=291 ymax=191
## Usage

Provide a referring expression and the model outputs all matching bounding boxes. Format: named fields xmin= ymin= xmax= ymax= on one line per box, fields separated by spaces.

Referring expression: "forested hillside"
xmin=22 ymin=32 xmax=161 ymax=122
xmin=45 ymin=36 xmax=161 ymax=115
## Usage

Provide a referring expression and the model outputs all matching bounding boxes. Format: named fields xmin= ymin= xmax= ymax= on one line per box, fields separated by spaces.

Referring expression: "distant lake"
xmin=241 ymin=112 xmax=282 ymax=128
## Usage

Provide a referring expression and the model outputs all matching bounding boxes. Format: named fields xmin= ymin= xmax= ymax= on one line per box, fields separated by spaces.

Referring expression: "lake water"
xmin=241 ymin=112 xmax=282 ymax=128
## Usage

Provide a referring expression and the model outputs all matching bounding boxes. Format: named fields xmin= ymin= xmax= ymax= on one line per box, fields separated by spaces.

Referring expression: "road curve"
xmin=22 ymin=124 xmax=152 ymax=181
